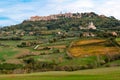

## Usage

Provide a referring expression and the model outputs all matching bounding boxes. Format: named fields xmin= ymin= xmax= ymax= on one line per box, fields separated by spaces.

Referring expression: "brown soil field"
xmin=68 ymin=39 xmax=120 ymax=57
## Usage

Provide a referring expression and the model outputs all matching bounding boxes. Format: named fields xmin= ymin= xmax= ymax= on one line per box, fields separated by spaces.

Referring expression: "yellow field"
xmin=68 ymin=39 xmax=120 ymax=57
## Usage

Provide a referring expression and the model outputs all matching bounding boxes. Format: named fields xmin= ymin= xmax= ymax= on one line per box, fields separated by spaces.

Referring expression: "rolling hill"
xmin=0 ymin=12 xmax=120 ymax=74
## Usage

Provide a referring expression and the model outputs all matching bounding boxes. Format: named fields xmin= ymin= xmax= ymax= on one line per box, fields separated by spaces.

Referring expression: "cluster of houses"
xmin=28 ymin=12 xmax=108 ymax=22
xmin=0 ymin=31 xmax=24 ymax=37
xmin=79 ymin=22 xmax=96 ymax=37
xmin=29 ymin=12 xmax=81 ymax=21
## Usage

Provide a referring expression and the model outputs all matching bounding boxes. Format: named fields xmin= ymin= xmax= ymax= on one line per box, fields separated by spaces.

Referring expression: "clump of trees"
xmin=104 ymin=54 xmax=120 ymax=63
xmin=0 ymin=63 xmax=23 ymax=74
xmin=0 ymin=36 xmax=22 ymax=40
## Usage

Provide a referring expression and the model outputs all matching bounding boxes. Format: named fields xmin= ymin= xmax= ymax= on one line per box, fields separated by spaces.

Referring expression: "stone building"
xmin=88 ymin=22 xmax=96 ymax=29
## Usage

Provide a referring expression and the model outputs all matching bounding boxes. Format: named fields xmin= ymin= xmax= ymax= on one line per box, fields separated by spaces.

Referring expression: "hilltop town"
xmin=28 ymin=12 xmax=108 ymax=21
xmin=29 ymin=12 xmax=80 ymax=21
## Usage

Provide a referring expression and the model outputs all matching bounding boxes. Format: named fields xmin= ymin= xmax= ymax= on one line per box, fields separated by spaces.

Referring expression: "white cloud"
xmin=47 ymin=0 xmax=120 ymax=19
xmin=0 ymin=2 xmax=39 ymax=23
xmin=97 ymin=0 xmax=120 ymax=19
xmin=0 ymin=9 xmax=3 ymax=12
xmin=41 ymin=0 xmax=95 ymax=16
xmin=64 ymin=0 xmax=94 ymax=12
xmin=0 ymin=0 xmax=120 ymax=26
xmin=49 ymin=0 xmax=69 ymax=3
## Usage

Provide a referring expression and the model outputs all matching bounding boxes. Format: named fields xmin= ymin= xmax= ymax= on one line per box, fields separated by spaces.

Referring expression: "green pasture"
xmin=0 ymin=67 xmax=120 ymax=80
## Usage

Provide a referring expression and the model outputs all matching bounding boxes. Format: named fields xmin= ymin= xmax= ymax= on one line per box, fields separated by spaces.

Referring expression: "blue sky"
xmin=0 ymin=0 xmax=120 ymax=26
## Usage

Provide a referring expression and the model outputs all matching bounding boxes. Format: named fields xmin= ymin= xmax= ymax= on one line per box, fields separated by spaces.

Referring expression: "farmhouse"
xmin=111 ymin=32 xmax=118 ymax=36
xmin=79 ymin=22 xmax=96 ymax=30
xmin=83 ymin=32 xmax=95 ymax=37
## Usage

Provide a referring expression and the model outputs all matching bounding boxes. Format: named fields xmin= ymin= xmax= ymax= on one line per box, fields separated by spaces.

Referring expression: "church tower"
xmin=88 ymin=22 xmax=96 ymax=29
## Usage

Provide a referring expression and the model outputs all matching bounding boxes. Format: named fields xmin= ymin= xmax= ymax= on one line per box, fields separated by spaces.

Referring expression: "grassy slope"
xmin=116 ymin=38 xmax=120 ymax=41
xmin=0 ymin=37 xmax=77 ymax=63
xmin=0 ymin=67 xmax=120 ymax=80
xmin=0 ymin=47 xmax=19 ymax=60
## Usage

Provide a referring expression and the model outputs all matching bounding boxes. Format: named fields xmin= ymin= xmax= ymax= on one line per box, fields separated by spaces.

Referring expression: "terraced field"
xmin=68 ymin=39 xmax=120 ymax=57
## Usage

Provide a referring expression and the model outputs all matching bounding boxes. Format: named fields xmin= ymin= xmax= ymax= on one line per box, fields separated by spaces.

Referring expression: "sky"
xmin=0 ymin=0 xmax=120 ymax=26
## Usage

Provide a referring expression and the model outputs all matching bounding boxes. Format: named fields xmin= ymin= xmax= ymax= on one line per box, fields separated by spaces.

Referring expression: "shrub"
xmin=0 ymin=63 xmax=23 ymax=70
xmin=52 ymin=48 xmax=60 ymax=53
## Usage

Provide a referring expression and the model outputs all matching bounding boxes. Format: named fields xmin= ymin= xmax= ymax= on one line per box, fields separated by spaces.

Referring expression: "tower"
xmin=88 ymin=22 xmax=96 ymax=29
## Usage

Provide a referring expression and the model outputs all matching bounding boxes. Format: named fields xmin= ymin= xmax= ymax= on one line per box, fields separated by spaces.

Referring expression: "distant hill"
xmin=0 ymin=12 xmax=120 ymax=35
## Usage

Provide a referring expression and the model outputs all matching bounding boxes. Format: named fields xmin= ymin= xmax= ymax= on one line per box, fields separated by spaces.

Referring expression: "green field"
xmin=0 ymin=37 xmax=120 ymax=76
xmin=116 ymin=38 xmax=120 ymax=41
xmin=0 ymin=47 xmax=19 ymax=60
xmin=0 ymin=67 xmax=120 ymax=80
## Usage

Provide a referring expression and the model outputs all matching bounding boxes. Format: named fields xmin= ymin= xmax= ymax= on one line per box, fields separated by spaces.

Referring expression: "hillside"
xmin=0 ymin=12 xmax=120 ymax=37
xmin=0 ymin=12 xmax=120 ymax=74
